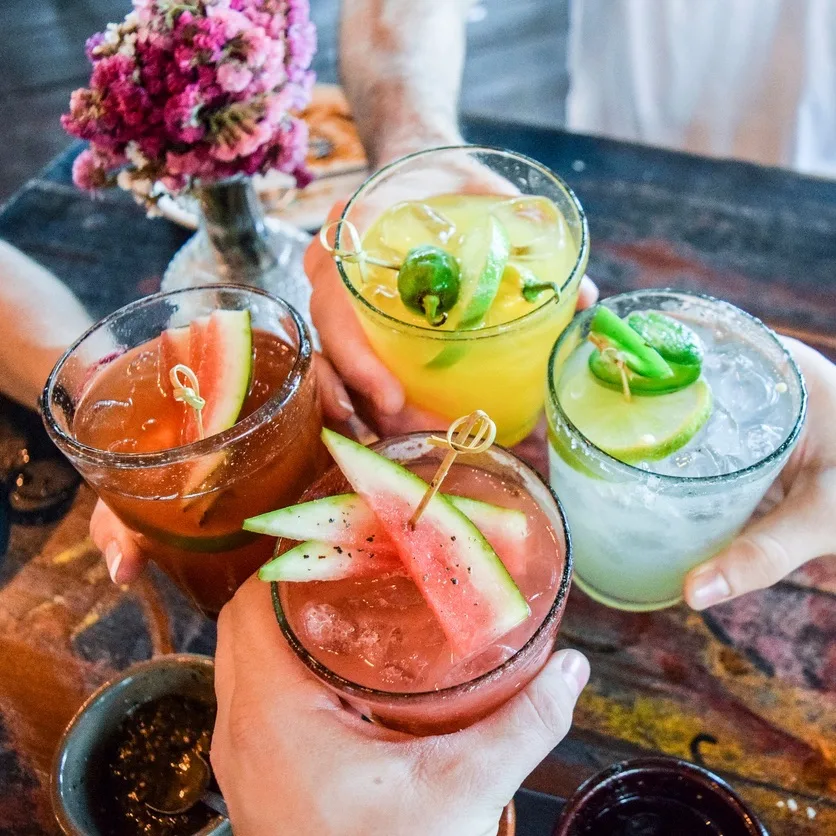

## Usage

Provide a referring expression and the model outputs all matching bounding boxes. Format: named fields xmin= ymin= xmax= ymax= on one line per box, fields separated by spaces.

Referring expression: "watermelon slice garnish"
xmin=259 ymin=540 xmax=403 ymax=582
xmin=245 ymin=492 xmax=529 ymax=577
xmin=319 ymin=429 xmax=531 ymax=659
xmin=158 ymin=310 xmax=253 ymax=499
xmin=183 ymin=311 xmax=253 ymax=444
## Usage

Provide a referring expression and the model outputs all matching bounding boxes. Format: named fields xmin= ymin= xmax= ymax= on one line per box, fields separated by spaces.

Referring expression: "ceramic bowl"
xmin=51 ymin=654 xmax=229 ymax=836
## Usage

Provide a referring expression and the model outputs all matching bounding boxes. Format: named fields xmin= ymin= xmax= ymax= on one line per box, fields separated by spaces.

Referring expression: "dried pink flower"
xmin=64 ymin=0 xmax=317 ymax=202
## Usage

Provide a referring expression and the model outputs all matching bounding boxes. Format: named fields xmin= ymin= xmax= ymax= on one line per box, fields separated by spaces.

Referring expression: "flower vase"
xmin=162 ymin=178 xmax=315 ymax=335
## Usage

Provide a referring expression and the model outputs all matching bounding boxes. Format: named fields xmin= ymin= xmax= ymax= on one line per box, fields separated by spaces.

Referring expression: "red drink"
xmin=273 ymin=434 xmax=572 ymax=735
xmin=43 ymin=286 xmax=328 ymax=616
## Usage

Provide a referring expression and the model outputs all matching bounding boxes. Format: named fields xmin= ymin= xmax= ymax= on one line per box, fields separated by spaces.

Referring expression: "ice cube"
xmin=378 ymin=657 xmax=428 ymax=688
xmin=301 ymin=603 xmax=357 ymax=653
xmin=492 ymin=196 xmax=566 ymax=258
xmin=705 ymin=346 xmax=775 ymax=419
xmin=379 ymin=201 xmax=456 ymax=254
xmin=744 ymin=424 xmax=786 ymax=460
xmin=703 ymin=404 xmax=742 ymax=457
xmin=354 ymin=624 xmax=405 ymax=667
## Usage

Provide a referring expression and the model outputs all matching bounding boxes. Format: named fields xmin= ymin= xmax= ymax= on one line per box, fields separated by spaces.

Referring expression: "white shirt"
xmin=567 ymin=0 xmax=836 ymax=178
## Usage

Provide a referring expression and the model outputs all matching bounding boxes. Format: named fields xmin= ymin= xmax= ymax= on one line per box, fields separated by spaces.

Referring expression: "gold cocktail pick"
xmin=408 ymin=410 xmax=497 ymax=529
xmin=169 ymin=364 xmax=206 ymax=440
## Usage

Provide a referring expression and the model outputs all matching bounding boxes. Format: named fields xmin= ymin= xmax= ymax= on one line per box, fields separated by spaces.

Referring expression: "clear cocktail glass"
xmin=546 ymin=289 xmax=807 ymax=611
xmin=43 ymin=285 xmax=328 ymax=616
xmin=335 ymin=146 xmax=589 ymax=446
xmin=271 ymin=433 xmax=573 ymax=736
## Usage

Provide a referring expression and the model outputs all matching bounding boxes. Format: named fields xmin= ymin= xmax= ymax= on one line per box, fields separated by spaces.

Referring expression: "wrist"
xmin=374 ymin=126 xmax=465 ymax=170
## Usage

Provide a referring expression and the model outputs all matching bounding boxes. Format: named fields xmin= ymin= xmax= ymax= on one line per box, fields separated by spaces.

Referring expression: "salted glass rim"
xmin=336 ymin=144 xmax=590 ymax=341
xmin=271 ymin=431 xmax=573 ymax=703
xmin=41 ymin=284 xmax=312 ymax=469
xmin=546 ymin=288 xmax=808 ymax=486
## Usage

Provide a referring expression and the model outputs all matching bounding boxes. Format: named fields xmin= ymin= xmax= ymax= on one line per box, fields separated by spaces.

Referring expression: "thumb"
xmin=684 ymin=474 xmax=836 ymax=609
xmin=450 ymin=649 xmax=589 ymax=803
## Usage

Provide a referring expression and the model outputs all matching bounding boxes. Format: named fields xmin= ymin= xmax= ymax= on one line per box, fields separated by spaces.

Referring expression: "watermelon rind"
xmin=196 ymin=309 xmax=253 ymax=439
xmin=258 ymin=540 xmax=402 ymax=582
xmin=243 ymin=492 xmax=528 ymax=544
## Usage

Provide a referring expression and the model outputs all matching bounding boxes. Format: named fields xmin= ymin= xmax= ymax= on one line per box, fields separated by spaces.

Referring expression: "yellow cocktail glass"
xmin=335 ymin=146 xmax=589 ymax=446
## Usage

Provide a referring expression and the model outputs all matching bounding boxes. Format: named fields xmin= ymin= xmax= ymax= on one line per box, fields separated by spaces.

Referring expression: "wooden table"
xmin=1 ymin=119 xmax=834 ymax=835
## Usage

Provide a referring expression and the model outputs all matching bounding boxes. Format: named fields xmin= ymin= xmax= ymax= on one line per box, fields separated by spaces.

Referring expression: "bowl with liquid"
xmin=554 ymin=757 xmax=768 ymax=836
xmin=52 ymin=654 xmax=229 ymax=836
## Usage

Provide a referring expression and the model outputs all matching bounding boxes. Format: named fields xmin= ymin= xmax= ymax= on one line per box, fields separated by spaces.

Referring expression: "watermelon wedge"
xmin=320 ymin=429 xmax=530 ymax=659
xmin=156 ymin=310 xmax=253 ymax=501
xmin=258 ymin=541 xmax=402 ymax=582
xmin=159 ymin=325 xmax=191 ymax=392
xmin=244 ymin=492 xmax=529 ymax=577
xmin=183 ymin=311 xmax=253 ymax=444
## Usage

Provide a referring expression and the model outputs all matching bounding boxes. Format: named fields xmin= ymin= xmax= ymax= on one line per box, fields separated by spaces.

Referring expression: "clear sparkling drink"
xmin=546 ymin=290 xmax=806 ymax=611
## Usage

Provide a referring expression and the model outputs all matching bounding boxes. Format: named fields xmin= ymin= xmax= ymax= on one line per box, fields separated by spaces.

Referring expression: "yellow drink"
xmin=337 ymin=147 xmax=589 ymax=446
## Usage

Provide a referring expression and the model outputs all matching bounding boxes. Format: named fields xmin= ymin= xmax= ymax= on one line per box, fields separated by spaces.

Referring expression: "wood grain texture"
xmin=0 ymin=116 xmax=834 ymax=836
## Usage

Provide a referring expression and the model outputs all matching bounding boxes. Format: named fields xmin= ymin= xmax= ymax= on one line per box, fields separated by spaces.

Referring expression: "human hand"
xmin=88 ymin=354 xmax=357 ymax=584
xmin=210 ymin=576 xmax=589 ymax=836
xmin=307 ymin=201 xmax=599 ymax=437
xmin=685 ymin=338 xmax=836 ymax=609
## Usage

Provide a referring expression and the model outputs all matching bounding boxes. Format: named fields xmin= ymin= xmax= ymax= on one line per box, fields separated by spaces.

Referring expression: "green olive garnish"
xmin=397 ymin=245 xmax=461 ymax=326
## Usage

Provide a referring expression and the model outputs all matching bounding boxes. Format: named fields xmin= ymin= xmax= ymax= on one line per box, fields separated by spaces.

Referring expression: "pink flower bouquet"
xmin=63 ymin=0 xmax=316 ymax=204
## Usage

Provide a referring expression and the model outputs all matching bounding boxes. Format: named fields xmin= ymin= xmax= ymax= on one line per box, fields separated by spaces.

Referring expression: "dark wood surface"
xmin=0 ymin=0 xmax=569 ymax=201
xmin=1 ymin=120 xmax=835 ymax=835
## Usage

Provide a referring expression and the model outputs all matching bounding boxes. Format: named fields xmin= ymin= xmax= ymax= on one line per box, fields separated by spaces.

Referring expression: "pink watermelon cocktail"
xmin=271 ymin=433 xmax=572 ymax=735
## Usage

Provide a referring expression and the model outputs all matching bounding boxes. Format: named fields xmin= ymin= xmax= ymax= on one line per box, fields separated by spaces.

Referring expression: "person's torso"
xmin=567 ymin=0 xmax=836 ymax=177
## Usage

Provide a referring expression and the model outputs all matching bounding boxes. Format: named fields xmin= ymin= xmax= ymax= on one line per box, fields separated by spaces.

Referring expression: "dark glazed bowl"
xmin=554 ymin=757 xmax=768 ymax=835
xmin=51 ymin=654 xmax=229 ymax=836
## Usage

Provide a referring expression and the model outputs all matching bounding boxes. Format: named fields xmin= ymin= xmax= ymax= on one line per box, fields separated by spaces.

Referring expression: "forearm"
xmin=0 ymin=242 xmax=92 ymax=408
xmin=339 ymin=0 xmax=473 ymax=169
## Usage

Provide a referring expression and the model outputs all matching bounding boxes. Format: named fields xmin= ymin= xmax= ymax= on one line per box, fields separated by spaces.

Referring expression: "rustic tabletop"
xmin=1 ymin=119 xmax=834 ymax=835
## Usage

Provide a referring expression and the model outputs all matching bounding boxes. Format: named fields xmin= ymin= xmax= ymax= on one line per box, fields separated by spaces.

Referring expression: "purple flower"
xmin=85 ymin=32 xmax=106 ymax=61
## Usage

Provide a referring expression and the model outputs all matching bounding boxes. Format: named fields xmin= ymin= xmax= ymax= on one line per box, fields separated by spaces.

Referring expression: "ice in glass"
xmin=334 ymin=146 xmax=589 ymax=446
xmin=546 ymin=289 xmax=806 ymax=611
xmin=256 ymin=431 xmax=573 ymax=735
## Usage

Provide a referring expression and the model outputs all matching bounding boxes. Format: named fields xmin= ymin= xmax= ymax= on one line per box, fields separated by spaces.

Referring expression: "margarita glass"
xmin=43 ymin=286 xmax=328 ymax=616
xmin=335 ymin=146 xmax=589 ymax=446
xmin=546 ymin=289 xmax=806 ymax=611
xmin=271 ymin=433 xmax=573 ymax=735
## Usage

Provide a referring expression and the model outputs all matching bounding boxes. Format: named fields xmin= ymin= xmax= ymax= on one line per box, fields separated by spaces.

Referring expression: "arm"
xmin=0 ymin=241 xmax=92 ymax=408
xmin=339 ymin=0 xmax=474 ymax=169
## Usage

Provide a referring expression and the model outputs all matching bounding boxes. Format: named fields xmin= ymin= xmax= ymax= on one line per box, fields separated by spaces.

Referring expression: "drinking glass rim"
xmin=336 ymin=144 xmax=590 ymax=341
xmin=555 ymin=756 xmax=768 ymax=836
xmin=41 ymin=284 xmax=313 ymax=469
xmin=270 ymin=431 xmax=574 ymax=703
xmin=546 ymin=288 xmax=808 ymax=486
